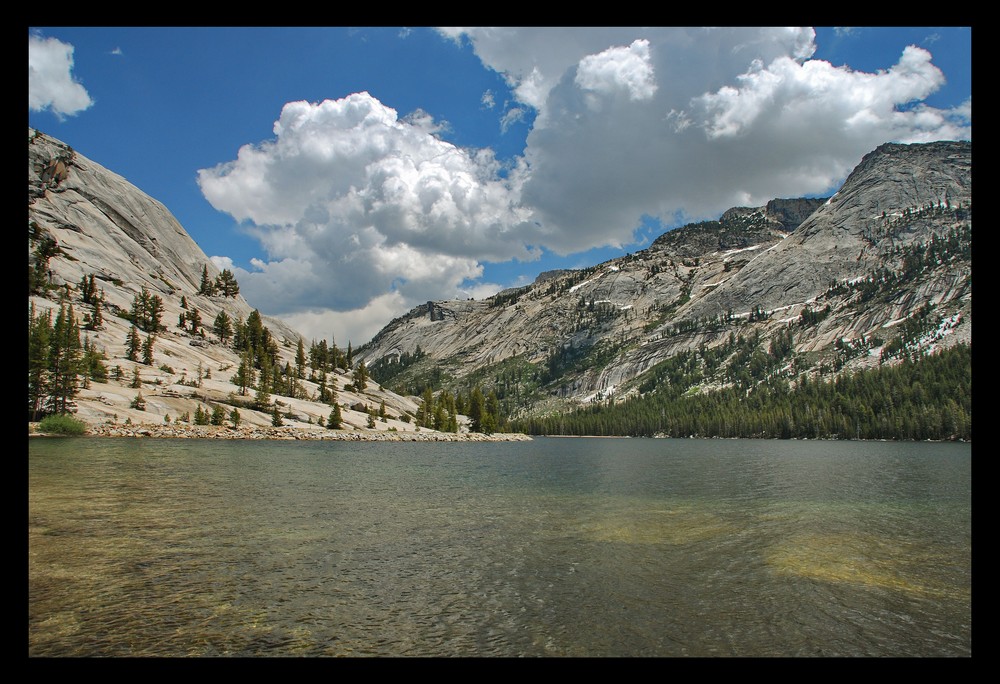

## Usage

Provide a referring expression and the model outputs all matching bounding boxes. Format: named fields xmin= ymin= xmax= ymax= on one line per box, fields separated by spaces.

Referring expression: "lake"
xmin=28 ymin=436 xmax=971 ymax=657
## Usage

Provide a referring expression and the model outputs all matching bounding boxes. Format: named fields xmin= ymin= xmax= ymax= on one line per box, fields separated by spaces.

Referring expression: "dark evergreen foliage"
xmin=215 ymin=269 xmax=240 ymax=297
xmin=327 ymin=403 xmax=343 ymax=429
xmin=354 ymin=361 xmax=369 ymax=391
xmin=213 ymin=310 xmax=233 ymax=344
xmin=45 ymin=303 xmax=82 ymax=416
xmin=368 ymin=346 xmax=427 ymax=386
xmin=129 ymin=287 xmax=164 ymax=333
xmin=29 ymin=227 xmax=59 ymax=294
xmin=198 ymin=265 xmax=215 ymax=296
xmin=513 ymin=344 xmax=971 ymax=441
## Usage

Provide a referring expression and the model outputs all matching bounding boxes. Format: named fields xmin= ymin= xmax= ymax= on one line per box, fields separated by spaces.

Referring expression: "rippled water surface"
xmin=28 ymin=437 xmax=971 ymax=657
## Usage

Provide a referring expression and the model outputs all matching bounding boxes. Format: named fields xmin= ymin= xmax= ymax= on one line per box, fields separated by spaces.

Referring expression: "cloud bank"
xmin=198 ymin=27 xmax=970 ymax=344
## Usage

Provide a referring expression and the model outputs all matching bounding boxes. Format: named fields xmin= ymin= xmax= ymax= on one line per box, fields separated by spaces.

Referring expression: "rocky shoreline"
xmin=30 ymin=421 xmax=532 ymax=442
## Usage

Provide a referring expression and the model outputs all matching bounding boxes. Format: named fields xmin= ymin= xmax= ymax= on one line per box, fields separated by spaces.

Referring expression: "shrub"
xmin=39 ymin=414 xmax=87 ymax=436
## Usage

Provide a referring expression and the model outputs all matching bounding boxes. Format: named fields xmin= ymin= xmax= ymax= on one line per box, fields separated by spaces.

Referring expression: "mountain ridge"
xmin=357 ymin=140 xmax=971 ymax=423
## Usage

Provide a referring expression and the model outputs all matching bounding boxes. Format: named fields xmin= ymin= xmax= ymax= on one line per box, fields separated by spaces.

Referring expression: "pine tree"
xmin=440 ymin=390 xmax=458 ymax=432
xmin=327 ymin=403 xmax=343 ymax=429
xmin=240 ymin=310 xmax=269 ymax=364
xmin=213 ymin=310 xmax=233 ymax=344
xmin=46 ymin=303 xmax=82 ymax=415
xmin=81 ymin=336 xmax=108 ymax=384
xmin=199 ymin=265 xmax=215 ymax=296
xmin=187 ymin=307 xmax=202 ymax=334
xmin=485 ymin=391 xmax=501 ymax=433
xmin=329 ymin=336 xmax=343 ymax=370
xmin=317 ymin=369 xmax=329 ymax=403
xmin=29 ymin=230 xmax=59 ymax=294
xmin=233 ymin=351 xmax=254 ymax=396
xmin=141 ymin=334 xmax=155 ymax=365
xmin=28 ymin=304 xmax=51 ymax=421
xmin=481 ymin=411 xmax=497 ymax=435
xmin=147 ymin=291 xmax=164 ymax=332
xmin=284 ymin=362 xmax=295 ymax=397
xmin=354 ymin=361 xmax=368 ymax=391
xmin=271 ymin=407 xmax=284 ymax=427
xmin=270 ymin=360 xmax=283 ymax=395
xmin=215 ymin=269 xmax=240 ymax=297
xmin=131 ymin=288 xmax=146 ymax=330
xmin=255 ymin=360 xmax=272 ymax=411
xmin=79 ymin=274 xmax=97 ymax=304
xmin=211 ymin=404 xmax=226 ymax=426
xmin=310 ymin=339 xmax=328 ymax=374
xmin=468 ymin=386 xmax=485 ymax=433
xmin=86 ymin=297 xmax=103 ymax=330
xmin=420 ymin=386 xmax=435 ymax=427
xmin=295 ymin=338 xmax=306 ymax=379
xmin=230 ymin=408 xmax=241 ymax=428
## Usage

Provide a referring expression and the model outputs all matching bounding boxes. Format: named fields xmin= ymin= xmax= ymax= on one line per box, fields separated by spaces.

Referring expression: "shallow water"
xmin=28 ymin=437 xmax=971 ymax=657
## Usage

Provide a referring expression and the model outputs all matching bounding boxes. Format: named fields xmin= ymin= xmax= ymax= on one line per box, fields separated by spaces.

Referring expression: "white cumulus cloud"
xmin=197 ymin=92 xmax=537 ymax=340
xmin=28 ymin=33 xmax=94 ymax=118
xmin=575 ymin=39 xmax=657 ymax=102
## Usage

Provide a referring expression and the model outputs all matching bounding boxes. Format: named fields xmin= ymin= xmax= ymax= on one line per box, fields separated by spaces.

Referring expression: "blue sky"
xmin=28 ymin=27 xmax=971 ymax=346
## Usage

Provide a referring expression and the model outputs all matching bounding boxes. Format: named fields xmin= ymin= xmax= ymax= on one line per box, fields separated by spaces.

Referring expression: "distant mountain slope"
xmin=357 ymin=140 xmax=971 ymax=420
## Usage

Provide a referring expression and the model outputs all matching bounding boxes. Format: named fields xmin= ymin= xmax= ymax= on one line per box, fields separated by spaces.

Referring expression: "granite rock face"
xmin=357 ymin=141 xmax=971 ymax=414
xmin=27 ymin=128 xmax=439 ymax=434
xmin=689 ymin=141 xmax=972 ymax=320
